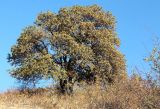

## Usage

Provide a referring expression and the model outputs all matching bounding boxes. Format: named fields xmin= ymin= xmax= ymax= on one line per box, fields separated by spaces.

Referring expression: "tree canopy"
xmin=8 ymin=5 xmax=126 ymax=93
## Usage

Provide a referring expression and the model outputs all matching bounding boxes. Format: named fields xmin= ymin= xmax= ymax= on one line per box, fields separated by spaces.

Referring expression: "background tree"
xmin=145 ymin=38 xmax=160 ymax=86
xmin=8 ymin=5 xmax=126 ymax=93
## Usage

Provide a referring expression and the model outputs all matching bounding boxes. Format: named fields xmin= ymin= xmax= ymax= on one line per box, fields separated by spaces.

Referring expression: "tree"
xmin=8 ymin=5 xmax=126 ymax=93
xmin=145 ymin=38 xmax=160 ymax=86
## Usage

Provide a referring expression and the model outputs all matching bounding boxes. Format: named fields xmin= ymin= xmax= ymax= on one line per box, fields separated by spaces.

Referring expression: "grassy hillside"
xmin=0 ymin=76 xmax=159 ymax=109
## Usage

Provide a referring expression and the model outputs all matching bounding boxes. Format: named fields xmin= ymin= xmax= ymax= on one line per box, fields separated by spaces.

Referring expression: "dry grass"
xmin=0 ymin=77 xmax=159 ymax=109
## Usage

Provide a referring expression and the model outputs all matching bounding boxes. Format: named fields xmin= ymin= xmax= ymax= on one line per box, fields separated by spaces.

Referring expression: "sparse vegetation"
xmin=0 ymin=75 xmax=159 ymax=109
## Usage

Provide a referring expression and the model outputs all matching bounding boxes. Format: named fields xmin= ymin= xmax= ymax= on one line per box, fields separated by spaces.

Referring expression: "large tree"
xmin=8 ymin=5 xmax=126 ymax=93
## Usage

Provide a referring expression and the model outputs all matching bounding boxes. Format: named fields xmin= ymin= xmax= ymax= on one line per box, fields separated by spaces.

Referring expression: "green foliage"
xmin=8 ymin=5 xmax=126 ymax=92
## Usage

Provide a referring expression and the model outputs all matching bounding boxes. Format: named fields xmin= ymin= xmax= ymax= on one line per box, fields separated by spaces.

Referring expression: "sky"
xmin=0 ymin=0 xmax=160 ymax=92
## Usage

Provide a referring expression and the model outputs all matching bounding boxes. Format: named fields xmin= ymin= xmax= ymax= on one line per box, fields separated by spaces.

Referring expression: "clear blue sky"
xmin=0 ymin=0 xmax=160 ymax=92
